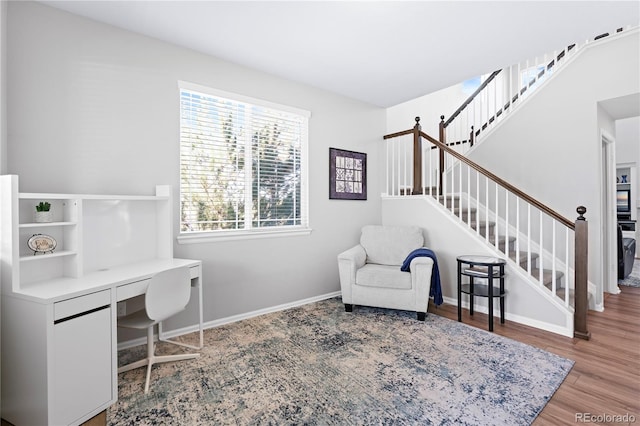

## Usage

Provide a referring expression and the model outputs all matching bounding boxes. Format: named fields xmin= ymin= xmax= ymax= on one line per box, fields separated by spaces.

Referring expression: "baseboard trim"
xmin=120 ymin=289 xmax=578 ymax=350
xmin=442 ymin=296 xmax=574 ymax=338
xmin=117 ymin=291 xmax=342 ymax=351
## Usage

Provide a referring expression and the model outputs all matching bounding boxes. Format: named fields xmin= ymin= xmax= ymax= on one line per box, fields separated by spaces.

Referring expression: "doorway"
xmin=601 ymin=129 xmax=619 ymax=296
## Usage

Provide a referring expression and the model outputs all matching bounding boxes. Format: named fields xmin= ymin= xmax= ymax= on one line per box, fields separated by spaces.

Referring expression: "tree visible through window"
xmin=179 ymin=82 xmax=309 ymax=234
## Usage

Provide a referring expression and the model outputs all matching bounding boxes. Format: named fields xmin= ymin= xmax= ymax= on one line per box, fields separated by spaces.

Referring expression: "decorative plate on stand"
xmin=28 ymin=234 xmax=57 ymax=255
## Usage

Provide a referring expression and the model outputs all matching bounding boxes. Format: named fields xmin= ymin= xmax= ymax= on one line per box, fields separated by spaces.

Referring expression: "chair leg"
xmin=144 ymin=327 xmax=155 ymax=394
xmin=119 ymin=326 xmax=200 ymax=394
xmin=417 ymin=312 xmax=426 ymax=321
xmin=344 ymin=304 xmax=353 ymax=312
xmin=118 ymin=327 xmax=155 ymax=374
xmin=118 ymin=358 xmax=149 ymax=374
xmin=144 ymin=362 xmax=153 ymax=394
xmin=147 ymin=326 xmax=155 ymax=359
xmin=143 ymin=354 xmax=200 ymax=394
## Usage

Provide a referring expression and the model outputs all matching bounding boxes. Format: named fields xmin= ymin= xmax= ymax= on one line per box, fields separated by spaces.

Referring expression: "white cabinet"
xmin=52 ymin=292 xmax=112 ymax=426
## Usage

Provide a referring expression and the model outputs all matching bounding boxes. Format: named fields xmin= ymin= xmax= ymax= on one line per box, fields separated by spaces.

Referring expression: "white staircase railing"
xmin=384 ymin=119 xmax=590 ymax=340
xmin=440 ymin=26 xmax=632 ymax=155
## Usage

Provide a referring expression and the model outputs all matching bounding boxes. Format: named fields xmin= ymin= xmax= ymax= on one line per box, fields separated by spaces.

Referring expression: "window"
xmin=520 ymin=64 xmax=553 ymax=97
xmin=178 ymin=82 xmax=310 ymax=240
xmin=461 ymin=76 xmax=481 ymax=95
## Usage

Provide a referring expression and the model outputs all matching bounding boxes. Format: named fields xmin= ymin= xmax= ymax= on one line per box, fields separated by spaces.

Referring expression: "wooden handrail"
xmin=383 ymin=129 xmax=413 ymax=140
xmin=445 ymin=28 xmax=625 ymax=142
xmin=428 ymin=137 xmax=472 ymax=149
xmin=419 ymin=129 xmax=575 ymax=230
xmin=383 ymin=120 xmax=574 ymax=229
xmin=443 ymin=70 xmax=501 ymax=128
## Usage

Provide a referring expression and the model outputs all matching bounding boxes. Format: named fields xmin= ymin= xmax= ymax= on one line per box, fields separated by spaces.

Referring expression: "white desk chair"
xmin=117 ymin=267 xmax=200 ymax=393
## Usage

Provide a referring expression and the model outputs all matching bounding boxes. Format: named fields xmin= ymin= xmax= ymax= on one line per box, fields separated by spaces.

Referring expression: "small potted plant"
xmin=34 ymin=201 xmax=53 ymax=223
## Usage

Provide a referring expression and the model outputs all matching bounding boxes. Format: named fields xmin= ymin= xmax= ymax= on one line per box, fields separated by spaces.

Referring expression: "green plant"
xmin=35 ymin=201 xmax=51 ymax=212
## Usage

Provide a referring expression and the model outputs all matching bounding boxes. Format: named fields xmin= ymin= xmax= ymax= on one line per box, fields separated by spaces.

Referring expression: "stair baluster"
xmin=440 ymin=26 xmax=630 ymax=154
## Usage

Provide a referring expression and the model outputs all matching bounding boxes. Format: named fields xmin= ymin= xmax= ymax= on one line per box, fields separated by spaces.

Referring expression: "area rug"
xmin=108 ymin=298 xmax=574 ymax=425
xmin=619 ymin=260 xmax=640 ymax=287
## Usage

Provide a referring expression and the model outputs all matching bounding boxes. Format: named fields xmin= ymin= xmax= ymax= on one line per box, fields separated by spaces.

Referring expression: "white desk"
xmin=0 ymin=177 xmax=203 ymax=425
xmin=1 ymin=258 xmax=203 ymax=426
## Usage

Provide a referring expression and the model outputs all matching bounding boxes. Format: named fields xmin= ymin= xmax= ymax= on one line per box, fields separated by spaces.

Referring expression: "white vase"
xmin=34 ymin=211 xmax=53 ymax=223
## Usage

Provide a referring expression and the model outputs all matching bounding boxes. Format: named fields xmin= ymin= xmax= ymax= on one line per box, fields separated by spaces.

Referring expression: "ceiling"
xmin=40 ymin=1 xmax=640 ymax=108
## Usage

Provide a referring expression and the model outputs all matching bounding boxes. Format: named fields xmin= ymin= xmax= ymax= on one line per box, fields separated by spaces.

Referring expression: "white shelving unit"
xmin=0 ymin=175 xmax=176 ymax=426
xmin=616 ymin=163 xmax=637 ymax=240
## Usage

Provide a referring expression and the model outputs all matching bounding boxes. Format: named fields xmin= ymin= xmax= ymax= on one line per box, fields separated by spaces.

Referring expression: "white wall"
xmin=6 ymin=2 xmax=384 ymax=326
xmin=1 ymin=0 xmax=6 ymax=174
xmin=617 ymin=117 xmax=640 ymax=166
xmin=0 ymin=2 xmax=7 ymax=414
xmin=386 ymin=81 xmax=472 ymax=137
xmin=616 ymin=117 xmax=640 ymax=195
xmin=465 ymin=31 xmax=639 ymax=307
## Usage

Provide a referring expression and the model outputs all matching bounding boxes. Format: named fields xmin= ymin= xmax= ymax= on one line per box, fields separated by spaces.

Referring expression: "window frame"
xmin=176 ymin=81 xmax=311 ymax=244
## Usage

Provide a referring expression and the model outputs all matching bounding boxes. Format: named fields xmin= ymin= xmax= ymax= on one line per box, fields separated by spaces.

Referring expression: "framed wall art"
xmin=329 ymin=148 xmax=367 ymax=200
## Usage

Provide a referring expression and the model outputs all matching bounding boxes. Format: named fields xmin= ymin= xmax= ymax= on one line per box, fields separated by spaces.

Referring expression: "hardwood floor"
xmin=432 ymin=285 xmax=640 ymax=425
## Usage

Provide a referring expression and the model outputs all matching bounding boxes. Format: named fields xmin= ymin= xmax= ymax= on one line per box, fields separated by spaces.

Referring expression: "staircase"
xmin=381 ymin=26 xmax=640 ymax=338
xmin=384 ymin=117 xmax=590 ymax=339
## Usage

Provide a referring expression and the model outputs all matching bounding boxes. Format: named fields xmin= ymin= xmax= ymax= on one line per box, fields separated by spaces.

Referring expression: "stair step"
xmin=435 ymin=195 xmax=461 ymax=208
xmin=494 ymin=235 xmax=516 ymax=248
xmin=469 ymin=220 xmax=495 ymax=229
xmin=531 ymin=267 xmax=565 ymax=288
xmin=400 ymin=187 xmax=451 ymax=196
xmin=508 ymin=251 xmax=539 ymax=268
xmin=450 ymin=207 xmax=477 ymax=218
xmin=558 ymin=288 xmax=594 ymax=309
xmin=477 ymin=225 xmax=498 ymax=238
xmin=554 ymin=286 xmax=572 ymax=300
xmin=434 ymin=194 xmax=460 ymax=200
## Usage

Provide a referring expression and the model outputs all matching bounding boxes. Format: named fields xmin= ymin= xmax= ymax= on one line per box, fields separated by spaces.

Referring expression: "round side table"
xmin=457 ymin=255 xmax=506 ymax=332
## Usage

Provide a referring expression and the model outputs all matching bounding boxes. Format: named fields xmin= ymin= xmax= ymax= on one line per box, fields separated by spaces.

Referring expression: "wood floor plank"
xmin=432 ymin=285 xmax=640 ymax=425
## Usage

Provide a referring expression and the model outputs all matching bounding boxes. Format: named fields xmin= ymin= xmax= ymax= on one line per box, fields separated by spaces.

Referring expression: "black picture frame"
xmin=329 ymin=148 xmax=367 ymax=200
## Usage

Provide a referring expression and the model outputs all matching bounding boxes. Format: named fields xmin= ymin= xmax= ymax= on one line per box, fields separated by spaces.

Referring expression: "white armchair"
xmin=337 ymin=225 xmax=435 ymax=320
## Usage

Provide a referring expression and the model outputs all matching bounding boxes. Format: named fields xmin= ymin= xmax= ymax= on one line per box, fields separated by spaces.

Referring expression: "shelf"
xmin=460 ymin=283 xmax=505 ymax=298
xmin=19 ymin=193 xmax=169 ymax=201
xmin=19 ymin=221 xmax=77 ymax=228
xmin=3 ymin=176 xmax=173 ymax=297
xmin=20 ymin=250 xmax=77 ymax=262
xmin=462 ymin=267 xmax=504 ymax=278
xmin=81 ymin=194 xmax=169 ymax=201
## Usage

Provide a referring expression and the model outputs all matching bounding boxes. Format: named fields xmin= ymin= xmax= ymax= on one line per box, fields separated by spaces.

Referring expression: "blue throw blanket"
xmin=400 ymin=248 xmax=443 ymax=306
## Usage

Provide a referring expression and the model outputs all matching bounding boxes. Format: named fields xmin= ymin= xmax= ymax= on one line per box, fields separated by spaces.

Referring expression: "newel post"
xmin=574 ymin=206 xmax=591 ymax=340
xmin=438 ymin=116 xmax=446 ymax=194
xmin=412 ymin=117 xmax=422 ymax=195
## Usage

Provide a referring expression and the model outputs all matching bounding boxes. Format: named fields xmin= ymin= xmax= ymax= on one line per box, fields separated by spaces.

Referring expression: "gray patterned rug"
xmin=619 ymin=260 xmax=640 ymax=287
xmin=109 ymin=298 xmax=574 ymax=425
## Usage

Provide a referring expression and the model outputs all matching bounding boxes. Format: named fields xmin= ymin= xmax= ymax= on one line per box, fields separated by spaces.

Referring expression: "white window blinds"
xmin=179 ymin=82 xmax=309 ymax=234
